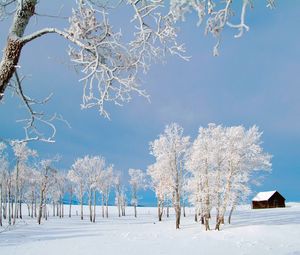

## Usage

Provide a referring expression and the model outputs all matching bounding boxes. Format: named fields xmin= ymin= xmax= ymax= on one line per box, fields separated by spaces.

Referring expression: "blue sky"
xmin=0 ymin=1 xmax=299 ymax=204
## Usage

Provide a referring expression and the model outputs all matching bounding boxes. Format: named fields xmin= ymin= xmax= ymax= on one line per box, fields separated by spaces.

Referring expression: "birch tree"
xmin=11 ymin=141 xmax=37 ymax=224
xmin=128 ymin=168 xmax=146 ymax=218
xmin=214 ymin=125 xmax=271 ymax=230
xmin=186 ymin=124 xmax=272 ymax=231
xmin=147 ymin=160 xmax=173 ymax=222
xmin=0 ymin=143 xmax=9 ymax=227
xmin=68 ymin=158 xmax=88 ymax=220
xmin=149 ymin=123 xmax=190 ymax=229
xmin=97 ymin=164 xmax=114 ymax=218
xmin=36 ymin=159 xmax=57 ymax=225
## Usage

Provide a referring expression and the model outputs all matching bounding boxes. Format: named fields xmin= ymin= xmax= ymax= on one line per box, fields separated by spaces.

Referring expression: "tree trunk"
xmin=0 ymin=184 xmax=2 ymax=227
xmin=0 ymin=0 xmax=38 ymax=101
xmin=56 ymin=202 xmax=59 ymax=217
xmin=80 ymin=195 xmax=83 ymax=220
xmin=105 ymin=194 xmax=109 ymax=218
xmin=174 ymin=191 xmax=181 ymax=229
xmin=3 ymin=187 xmax=7 ymax=220
xmin=89 ymin=188 xmax=92 ymax=222
xmin=19 ymin=192 xmax=22 ymax=219
xmin=38 ymin=186 xmax=45 ymax=225
xmin=44 ymin=203 xmax=48 ymax=221
xmin=102 ymin=194 xmax=105 ymax=218
xmin=93 ymin=191 xmax=96 ymax=223
xmin=228 ymin=205 xmax=235 ymax=224
xmin=69 ymin=189 xmax=72 ymax=218
xmin=132 ymin=187 xmax=137 ymax=218
xmin=52 ymin=201 xmax=55 ymax=216
xmin=34 ymin=195 xmax=37 ymax=218
xmin=60 ymin=195 xmax=64 ymax=218
xmin=204 ymin=215 xmax=210 ymax=231
xmin=8 ymin=185 xmax=11 ymax=225
xmin=13 ymin=161 xmax=20 ymax=225
xmin=157 ymin=200 xmax=163 ymax=221
xmin=175 ymin=206 xmax=181 ymax=229
xmin=31 ymin=190 xmax=34 ymax=218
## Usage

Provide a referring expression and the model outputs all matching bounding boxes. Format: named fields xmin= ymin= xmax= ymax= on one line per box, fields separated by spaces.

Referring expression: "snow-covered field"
xmin=1 ymin=203 xmax=300 ymax=255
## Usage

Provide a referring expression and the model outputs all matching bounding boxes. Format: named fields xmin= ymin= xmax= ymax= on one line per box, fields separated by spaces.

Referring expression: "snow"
xmin=1 ymin=203 xmax=300 ymax=255
xmin=252 ymin=191 xmax=277 ymax=201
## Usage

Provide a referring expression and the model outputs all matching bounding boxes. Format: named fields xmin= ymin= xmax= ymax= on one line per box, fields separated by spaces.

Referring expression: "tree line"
xmin=0 ymin=123 xmax=271 ymax=231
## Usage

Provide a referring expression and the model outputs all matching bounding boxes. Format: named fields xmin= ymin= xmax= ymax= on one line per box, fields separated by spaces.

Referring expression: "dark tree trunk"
xmin=89 ymin=189 xmax=92 ymax=222
xmin=69 ymin=189 xmax=72 ymax=218
xmin=157 ymin=200 xmax=163 ymax=221
xmin=0 ymin=184 xmax=2 ymax=227
xmin=228 ymin=206 xmax=235 ymax=224
xmin=8 ymin=186 xmax=11 ymax=225
xmin=38 ymin=187 xmax=45 ymax=225
xmin=80 ymin=195 xmax=83 ymax=220
xmin=53 ymin=201 xmax=55 ymax=217
xmin=105 ymin=195 xmax=109 ymax=218
xmin=102 ymin=194 xmax=105 ymax=218
xmin=19 ymin=193 xmax=22 ymax=219
xmin=0 ymin=0 xmax=37 ymax=101
xmin=31 ymin=191 xmax=34 ymax=218
xmin=93 ymin=191 xmax=96 ymax=223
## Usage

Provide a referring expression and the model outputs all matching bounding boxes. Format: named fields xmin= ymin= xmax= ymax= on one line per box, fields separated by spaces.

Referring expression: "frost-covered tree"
xmin=114 ymin=173 xmax=123 ymax=217
xmin=128 ymin=168 xmax=146 ymax=218
xmin=97 ymin=164 xmax=114 ymax=218
xmin=68 ymin=157 xmax=87 ymax=220
xmin=186 ymin=124 xmax=272 ymax=231
xmin=23 ymin=167 xmax=39 ymax=218
xmin=0 ymin=142 xmax=9 ymax=226
xmin=149 ymin=123 xmax=190 ymax=229
xmin=0 ymin=0 xmax=275 ymax=141
xmin=214 ymin=125 xmax=271 ymax=230
xmin=36 ymin=159 xmax=57 ymax=224
xmin=68 ymin=155 xmax=105 ymax=222
xmin=147 ymin=159 xmax=173 ymax=221
xmin=114 ymin=172 xmax=127 ymax=217
xmin=11 ymin=141 xmax=37 ymax=224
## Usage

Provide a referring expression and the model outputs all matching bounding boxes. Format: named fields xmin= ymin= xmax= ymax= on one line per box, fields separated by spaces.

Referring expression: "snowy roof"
xmin=252 ymin=191 xmax=277 ymax=201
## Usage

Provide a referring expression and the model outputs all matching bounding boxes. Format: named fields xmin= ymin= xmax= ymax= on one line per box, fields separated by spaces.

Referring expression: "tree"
xmin=0 ymin=142 xmax=9 ymax=227
xmin=185 ymin=124 xmax=272 ymax=231
xmin=147 ymin=159 xmax=173 ymax=222
xmin=11 ymin=141 xmax=37 ymax=224
xmin=97 ymin=164 xmax=114 ymax=218
xmin=0 ymin=0 xmax=275 ymax=141
xmin=149 ymin=123 xmax=190 ymax=229
xmin=128 ymin=168 xmax=146 ymax=218
xmin=68 ymin=155 xmax=105 ymax=222
xmin=68 ymin=157 xmax=88 ymax=220
xmin=36 ymin=159 xmax=57 ymax=225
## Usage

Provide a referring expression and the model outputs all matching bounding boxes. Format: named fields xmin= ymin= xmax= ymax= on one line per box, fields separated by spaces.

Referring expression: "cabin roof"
xmin=252 ymin=190 xmax=277 ymax=201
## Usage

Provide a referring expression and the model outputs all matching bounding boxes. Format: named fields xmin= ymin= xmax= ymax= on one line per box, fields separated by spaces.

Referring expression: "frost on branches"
xmin=148 ymin=123 xmax=190 ymax=229
xmin=185 ymin=124 xmax=272 ymax=231
xmin=68 ymin=155 xmax=115 ymax=221
xmin=0 ymin=0 xmax=276 ymax=142
xmin=128 ymin=168 xmax=146 ymax=217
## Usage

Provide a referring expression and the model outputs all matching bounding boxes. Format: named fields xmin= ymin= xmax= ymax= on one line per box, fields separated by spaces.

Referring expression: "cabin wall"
xmin=252 ymin=193 xmax=285 ymax=209
xmin=268 ymin=195 xmax=285 ymax=208
xmin=252 ymin=201 xmax=269 ymax=209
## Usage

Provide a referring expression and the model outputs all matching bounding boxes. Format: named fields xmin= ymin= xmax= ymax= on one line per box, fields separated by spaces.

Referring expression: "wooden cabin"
xmin=252 ymin=191 xmax=286 ymax=209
